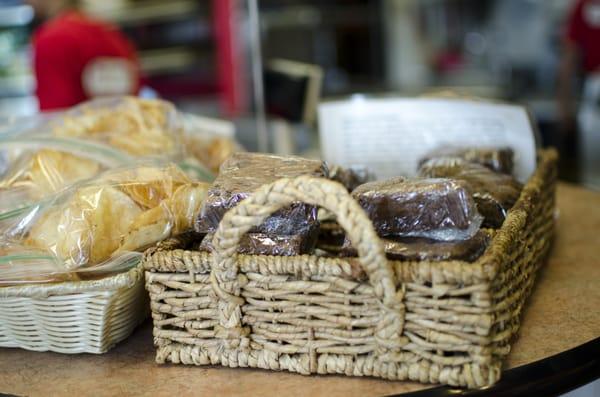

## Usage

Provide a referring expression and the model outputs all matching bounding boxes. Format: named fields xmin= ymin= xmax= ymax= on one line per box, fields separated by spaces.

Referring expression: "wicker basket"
xmin=0 ymin=262 xmax=147 ymax=354
xmin=143 ymin=149 xmax=557 ymax=388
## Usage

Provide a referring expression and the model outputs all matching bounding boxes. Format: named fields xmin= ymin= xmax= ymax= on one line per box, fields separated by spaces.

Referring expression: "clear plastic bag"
xmin=1 ymin=163 xmax=209 ymax=272
xmin=50 ymin=96 xmax=184 ymax=159
xmin=195 ymin=152 xmax=329 ymax=235
xmin=0 ymin=99 xmax=237 ymax=201
xmin=180 ymin=112 xmax=242 ymax=174
xmin=0 ymin=136 xmax=133 ymax=213
xmin=351 ymin=177 xmax=483 ymax=241
xmin=0 ymin=96 xmax=186 ymax=214
xmin=340 ymin=230 xmax=491 ymax=262
xmin=0 ymin=245 xmax=141 ymax=286
xmin=0 ymin=247 xmax=79 ymax=286
xmin=118 ymin=181 xmax=209 ymax=253
xmin=178 ymin=157 xmax=216 ymax=182
xmin=418 ymin=158 xmax=522 ymax=228
xmin=199 ymin=226 xmax=319 ymax=256
xmin=0 ymin=97 xmax=184 ymax=158
xmin=0 ymin=112 xmax=56 ymax=143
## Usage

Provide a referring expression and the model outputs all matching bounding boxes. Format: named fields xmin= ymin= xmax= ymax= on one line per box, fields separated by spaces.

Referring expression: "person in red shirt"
xmin=558 ymin=0 xmax=600 ymax=187
xmin=27 ymin=0 xmax=140 ymax=111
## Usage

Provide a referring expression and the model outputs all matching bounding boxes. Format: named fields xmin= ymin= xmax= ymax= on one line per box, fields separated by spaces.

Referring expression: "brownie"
xmin=195 ymin=152 xmax=328 ymax=235
xmin=340 ymin=230 xmax=490 ymax=262
xmin=199 ymin=227 xmax=319 ymax=256
xmin=351 ymin=177 xmax=482 ymax=241
xmin=419 ymin=147 xmax=514 ymax=175
xmin=419 ymin=158 xmax=522 ymax=228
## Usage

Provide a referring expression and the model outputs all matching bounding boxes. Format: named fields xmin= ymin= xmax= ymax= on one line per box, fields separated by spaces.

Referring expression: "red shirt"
xmin=33 ymin=11 xmax=140 ymax=111
xmin=566 ymin=0 xmax=600 ymax=73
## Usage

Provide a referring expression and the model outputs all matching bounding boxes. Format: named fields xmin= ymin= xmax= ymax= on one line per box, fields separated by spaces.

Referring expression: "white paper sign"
xmin=318 ymin=97 xmax=537 ymax=182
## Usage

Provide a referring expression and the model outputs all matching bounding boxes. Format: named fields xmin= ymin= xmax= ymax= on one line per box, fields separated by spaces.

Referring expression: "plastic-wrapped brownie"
xmin=195 ymin=152 xmax=328 ymax=235
xmin=352 ymin=177 xmax=482 ymax=241
xmin=419 ymin=158 xmax=522 ymax=228
xmin=340 ymin=230 xmax=491 ymax=262
xmin=199 ymin=227 xmax=319 ymax=256
xmin=419 ymin=147 xmax=514 ymax=175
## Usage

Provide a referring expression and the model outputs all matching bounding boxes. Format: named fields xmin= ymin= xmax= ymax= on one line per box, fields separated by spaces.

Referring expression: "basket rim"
xmin=143 ymin=148 xmax=558 ymax=284
xmin=0 ymin=260 xmax=144 ymax=299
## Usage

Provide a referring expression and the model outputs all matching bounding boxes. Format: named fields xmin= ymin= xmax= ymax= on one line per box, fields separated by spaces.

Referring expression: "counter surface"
xmin=1 ymin=183 xmax=599 ymax=396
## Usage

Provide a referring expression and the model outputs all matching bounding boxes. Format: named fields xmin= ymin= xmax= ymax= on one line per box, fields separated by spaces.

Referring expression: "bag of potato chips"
xmin=0 ymin=95 xmax=190 ymax=214
xmin=2 ymin=97 xmax=184 ymax=158
xmin=0 ymin=163 xmax=209 ymax=284
xmin=49 ymin=96 xmax=184 ymax=159
xmin=0 ymin=136 xmax=134 ymax=214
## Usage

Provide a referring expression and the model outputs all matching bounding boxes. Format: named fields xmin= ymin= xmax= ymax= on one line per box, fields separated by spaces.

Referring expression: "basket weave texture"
xmin=143 ymin=149 xmax=557 ymax=388
xmin=0 ymin=263 xmax=147 ymax=354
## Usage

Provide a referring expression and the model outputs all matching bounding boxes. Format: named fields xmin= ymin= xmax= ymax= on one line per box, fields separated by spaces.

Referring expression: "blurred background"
xmin=0 ymin=0 xmax=597 ymax=188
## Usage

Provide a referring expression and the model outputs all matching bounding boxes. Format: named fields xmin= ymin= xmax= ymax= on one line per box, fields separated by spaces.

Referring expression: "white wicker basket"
xmin=0 ymin=263 xmax=147 ymax=354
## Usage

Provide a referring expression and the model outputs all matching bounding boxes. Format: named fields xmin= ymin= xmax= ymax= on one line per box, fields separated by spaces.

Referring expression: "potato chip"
xmin=118 ymin=206 xmax=171 ymax=252
xmin=14 ymin=162 xmax=201 ymax=272
xmin=0 ymin=150 xmax=101 ymax=200
xmin=169 ymin=183 xmax=210 ymax=234
xmin=23 ymin=209 xmax=64 ymax=259
xmin=106 ymin=164 xmax=191 ymax=209
xmin=85 ymin=186 xmax=142 ymax=265
xmin=26 ymin=185 xmax=142 ymax=268
xmin=118 ymin=182 xmax=209 ymax=252
xmin=186 ymin=135 xmax=238 ymax=173
xmin=52 ymin=97 xmax=180 ymax=157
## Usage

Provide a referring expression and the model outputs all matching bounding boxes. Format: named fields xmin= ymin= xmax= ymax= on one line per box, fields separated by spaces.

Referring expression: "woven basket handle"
xmin=210 ymin=175 xmax=406 ymax=352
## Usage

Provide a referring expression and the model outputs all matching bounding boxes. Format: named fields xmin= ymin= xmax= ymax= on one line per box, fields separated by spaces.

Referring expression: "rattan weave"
xmin=143 ymin=149 xmax=557 ymax=388
xmin=0 ymin=263 xmax=147 ymax=354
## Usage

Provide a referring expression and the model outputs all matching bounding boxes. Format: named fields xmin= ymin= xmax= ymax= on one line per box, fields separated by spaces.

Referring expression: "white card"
xmin=318 ymin=97 xmax=538 ymax=182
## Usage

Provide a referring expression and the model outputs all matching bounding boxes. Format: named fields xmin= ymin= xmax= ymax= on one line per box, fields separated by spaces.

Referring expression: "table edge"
xmin=390 ymin=337 xmax=600 ymax=397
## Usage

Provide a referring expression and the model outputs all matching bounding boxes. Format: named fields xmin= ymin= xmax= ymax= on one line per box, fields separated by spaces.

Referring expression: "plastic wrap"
xmin=196 ymin=152 xmax=328 ymax=235
xmin=199 ymin=227 xmax=318 ymax=256
xmin=50 ymin=96 xmax=184 ymax=158
xmin=95 ymin=163 xmax=191 ymax=209
xmin=118 ymin=182 xmax=209 ymax=252
xmin=0 ymin=248 xmax=80 ymax=286
xmin=328 ymin=165 xmax=374 ymax=192
xmin=184 ymin=134 xmax=241 ymax=174
xmin=340 ymin=230 xmax=490 ymax=262
xmin=0 ymin=137 xmax=133 ymax=213
xmin=178 ymin=157 xmax=216 ymax=182
xmin=180 ymin=112 xmax=241 ymax=173
xmin=419 ymin=158 xmax=522 ymax=228
xmin=1 ymin=164 xmax=209 ymax=272
xmin=418 ymin=146 xmax=514 ymax=175
xmin=0 ymin=97 xmax=183 ymax=159
xmin=0 ymin=246 xmax=141 ymax=286
xmin=351 ymin=177 xmax=483 ymax=241
xmin=0 ymin=95 xmax=186 ymax=214
xmin=0 ymin=98 xmax=246 ymax=193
